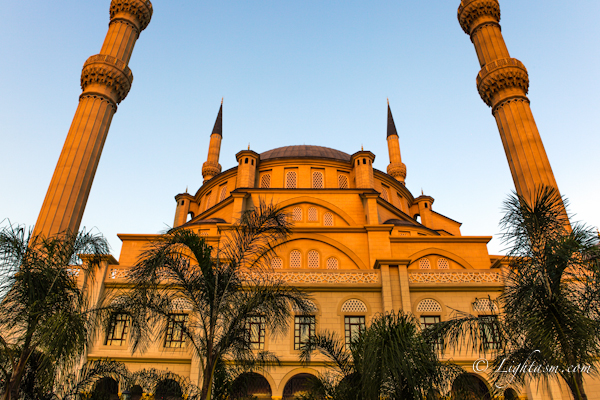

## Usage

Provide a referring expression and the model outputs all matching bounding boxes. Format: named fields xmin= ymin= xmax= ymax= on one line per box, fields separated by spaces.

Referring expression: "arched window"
xmin=323 ymin=212 xmax=334 ymax=226
xmin=419 ymin=258 xmax=431 ymax=269
xmin=312 ymin=171 xmax=324 ymax=188
xmin=260 ymin=173 xmax=271 ymax=188
xmin=290 ymin=250 xmax=301 ymax=268
xmin=437 ymin=257 xmax=449 ymax=269
xmin=326 ymin=257 xmax=339 ymax=269
xmin=341 ymin=299 xmax=367 ymax=313
xmin=219 ymin=185 xmax=228 ymax=201
xmin=285 ymin=171 xmax=297 ymax=188
xmin=338 ymin=174 xmax=349 ymax=189
xmin=293 ymin=207 xmax=302 ymax=221
xmin=381 ymin=187 xmax=389 ymax=201
xmin=205 ymin=192 xmax=212 ymax=211
xmin=308 ymin=207 xmax=318 ymax=221
xmin=416 ymin=298 xmax=442 ymax=313
xmin=271 ymin=257 xmax=283 ymax=269
xmin=308 ymin=250 xmax=319 ymax=268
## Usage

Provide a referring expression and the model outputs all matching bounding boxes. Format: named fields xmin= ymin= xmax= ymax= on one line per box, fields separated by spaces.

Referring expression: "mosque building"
xmin=30 ymin=0 xmax=599 ymax=398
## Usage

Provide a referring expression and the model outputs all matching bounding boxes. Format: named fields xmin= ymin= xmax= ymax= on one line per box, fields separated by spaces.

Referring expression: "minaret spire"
xmin=202 ymin=101 xmax=224 ymax=182
xmin=33 ymin=0 xmax=153 ymax=238
xmin=386 ymin=101 xmax=407 ymax=184
xmin=458 ymin=0 xmax=567 ymax=222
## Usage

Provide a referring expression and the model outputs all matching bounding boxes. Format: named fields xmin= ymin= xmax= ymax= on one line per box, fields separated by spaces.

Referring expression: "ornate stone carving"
xmin=241 ymin=271 xmax=379 ymax=284
xmin=458 ymin=0 xmax=500 ymax=35
xmin=110 ymin=0 xmax=153 ymax=32
xmin=81 ymin=54 xmax=133 ymax=104
xmin=476 ymin=58 xmax=529 ymax=107
xmin=387 ymin=162 xmax=406 ymax=181
xmin=408 ymin=271 xmax=503 ymax=284
xmin=202 ymin=161 xmax=222 ymax=180
xmin=109 ymin=269 xmax=379 ymax=285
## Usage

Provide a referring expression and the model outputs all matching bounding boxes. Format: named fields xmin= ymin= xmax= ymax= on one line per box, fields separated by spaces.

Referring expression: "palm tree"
xmin=121 ymin=201 xmax=311 ymax=400
xmin=0 ymin=223 xmax=110 ymax=400
xmin=300 ymin=311 xmax=466 ymax=400
xmin=427 ymin=186 xmax=600 ymax=400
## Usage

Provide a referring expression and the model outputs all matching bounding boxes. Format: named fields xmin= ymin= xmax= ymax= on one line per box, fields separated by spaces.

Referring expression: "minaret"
xmin=33 ymin=0 xmax=152 ymax=238
xmin=202 ymin=100 xmax=223 ymax=183
xmin=386 ymin=101 xmax=407 ymax=185
xmin=458 ymin=0 xmax=563 ymax=206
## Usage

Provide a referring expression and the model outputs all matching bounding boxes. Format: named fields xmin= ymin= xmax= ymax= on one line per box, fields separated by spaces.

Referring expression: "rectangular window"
xmin=165 ymin=314 xmax=188 ymax=348
xmin=419 ymin=315 xmax=441 ymax=329
xmin=246 ymin=316 xmax=266 ymax=350
xmin=420 ymin=316 xmax=443 ymax=351
xmin=105 ymin=313 xmax=129 ymax=346
xmin=479 ymin=315 xmax=500 ymax=350
xmin=344 ymin=316 xmax=365 ymax=346
xmin=294 ymin=316 xmax=315 ymax=350
xmin=285 ymin=170 xmax=297 ymax=188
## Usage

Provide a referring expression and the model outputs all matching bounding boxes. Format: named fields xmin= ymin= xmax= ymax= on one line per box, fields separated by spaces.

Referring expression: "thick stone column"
xmin=34 ymin=0 xmax=152 ymax=237
xmin=458 ymin=0 xmax=563 ymax=208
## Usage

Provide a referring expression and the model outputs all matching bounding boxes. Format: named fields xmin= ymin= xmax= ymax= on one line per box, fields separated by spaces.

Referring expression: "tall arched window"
xmin=293 ymin=207 xmax=302 ymax=221
xmin=285 ymin=171 xmax=297 ymax=188
xmin=219 ymin=185 xmax=228 ymax=201
xmin=312 ymin=171 xmax=324 ymax=188
xmin=290 ymin=250 xmax=301 ymax=268
xmin=308 ymin=250 xmax=319 ymax=268
xmin=308 ymin=207 xmax=318 ymax=221
xmin=260 ymin=173 xmax=271 ymax=188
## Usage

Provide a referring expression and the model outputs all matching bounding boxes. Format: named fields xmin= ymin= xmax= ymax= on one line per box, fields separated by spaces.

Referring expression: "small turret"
xmin=235 ymin=149 xmax=260 ymax=188
xmin=351 ymin=150 xmax=375 ymax=189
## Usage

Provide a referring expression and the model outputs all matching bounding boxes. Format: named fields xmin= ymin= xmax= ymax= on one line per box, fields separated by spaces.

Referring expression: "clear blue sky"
xmin=1 ymin=1 xmax=599 ymax=256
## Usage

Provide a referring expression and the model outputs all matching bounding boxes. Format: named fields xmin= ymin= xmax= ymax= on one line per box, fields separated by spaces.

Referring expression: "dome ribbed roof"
xmin=260 ymin=145 xmax=351 ymax=162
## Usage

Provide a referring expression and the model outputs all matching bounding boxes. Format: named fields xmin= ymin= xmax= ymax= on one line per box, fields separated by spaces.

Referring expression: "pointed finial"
xmin=421 ymin=188 xmax=424 ymax=195
xmin=387 ymin=97 xmax=389 ymax=105
xmin=221 ymin=97 xmax=223 ymax=105
xmin=185 ymin=186 xmax=188 ymax=193
xmin=361 ymin=145 xmax=364 ymax=151
xmin=387 ymin=101 xmax=399 ymax=137
xmin=212 ymin=101 xmax=223 ymax=136
xmin=248 ymin=143 xmax=250 ymax=150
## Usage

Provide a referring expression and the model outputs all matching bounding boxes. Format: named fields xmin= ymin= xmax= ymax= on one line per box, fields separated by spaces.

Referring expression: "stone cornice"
xmin=81 ymin=54 xmax=133 ymax=104
xmin=110 ymin=0 xmax=153 ymax=32
xmin=458 ymin=0 xmax=500 ymax=35
xmin=476 ymin=57 xmax=529 ymax=108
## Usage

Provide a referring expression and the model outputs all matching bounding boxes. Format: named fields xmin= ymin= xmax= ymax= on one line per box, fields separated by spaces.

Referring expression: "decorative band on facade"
xmin=408 ymin=271 xmax=503 ymax=284
xmin=476 ymin=57 xmax=529 ymax=107
xmin=81 ymin=54 xmax=133 ymax=104
xmin=458 ymin=0 xmax=501 ymax=35
xmin=110 ymin=0 xmax=153 ymax=32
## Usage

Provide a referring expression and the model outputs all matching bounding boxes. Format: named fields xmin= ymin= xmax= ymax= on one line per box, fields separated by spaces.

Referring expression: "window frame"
xmin=164 ymin=313 xmax=189 ymax=348
xmin=105 ymin=313 xmax=130 ymax=346
xmin=344 ymin=315 xmax=365 ymax=346
xmin=245 ymin=315 xmax=266 ymax=350
xmin=294 ymin=315 xmax=316 ymax=350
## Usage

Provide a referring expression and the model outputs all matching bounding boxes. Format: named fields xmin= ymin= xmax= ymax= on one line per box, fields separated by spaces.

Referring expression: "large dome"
xmin=260 ymin=145 xmax=351 ymax=162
